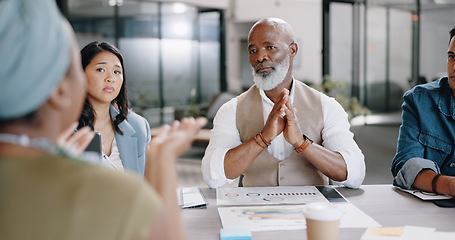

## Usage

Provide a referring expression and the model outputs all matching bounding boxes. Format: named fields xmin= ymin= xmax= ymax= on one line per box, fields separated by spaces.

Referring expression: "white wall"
xmin=226 ymin=0 xmax=322 ymax=93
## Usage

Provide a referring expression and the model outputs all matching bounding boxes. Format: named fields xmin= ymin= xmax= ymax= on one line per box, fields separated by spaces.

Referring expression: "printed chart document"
xmin=217 ymin=186 xmax=328 ymax=206
xmin=218 ymin=203 xmax=381 ymax=231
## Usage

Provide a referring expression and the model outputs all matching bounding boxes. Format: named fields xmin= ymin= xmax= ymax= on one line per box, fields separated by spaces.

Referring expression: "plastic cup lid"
xmin=304 ymin=202 xmax=343 ymax=221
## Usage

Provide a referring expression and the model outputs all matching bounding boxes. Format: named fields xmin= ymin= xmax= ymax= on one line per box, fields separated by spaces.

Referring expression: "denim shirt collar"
xmin=438 ymin=77 xmax=455 ymax=119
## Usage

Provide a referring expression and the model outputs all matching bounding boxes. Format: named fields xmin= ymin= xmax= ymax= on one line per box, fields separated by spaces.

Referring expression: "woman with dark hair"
xmin=79 ymin=41 xmax=151 ymax=176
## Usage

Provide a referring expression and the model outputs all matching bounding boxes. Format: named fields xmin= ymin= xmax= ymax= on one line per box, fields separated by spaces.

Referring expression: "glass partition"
xmin=68 ymin=0 xmax=224 ymax=126
xmin=420 ymin=8 xmax=455 ymax=81
xmin=198 ymin=11 xmax=221 ymax=103
xmin=364 ymin=6 xmax=412 ymax=111
xmin=324 ymin=0 xmax=455 ymax=112
xmin=330 ymin=3 xmax=353 ymax=89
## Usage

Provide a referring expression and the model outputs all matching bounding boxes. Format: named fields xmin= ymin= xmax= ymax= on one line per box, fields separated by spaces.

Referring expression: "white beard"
xmin=252 ymin=58 xmax=290 ymax=91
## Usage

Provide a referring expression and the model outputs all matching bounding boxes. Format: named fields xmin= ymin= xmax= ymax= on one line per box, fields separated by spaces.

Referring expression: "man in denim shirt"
xmin=391 ymin=26 xmax=455 ymax=197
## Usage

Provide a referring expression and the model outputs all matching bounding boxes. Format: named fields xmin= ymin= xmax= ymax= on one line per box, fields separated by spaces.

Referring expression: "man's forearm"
xmin=298 ymin=143 xmax=347 ymax=182
xmin=413 ymin=169 xmax=455 ymax=197
xmin=224 ymin=137 xmax=265 ymax=179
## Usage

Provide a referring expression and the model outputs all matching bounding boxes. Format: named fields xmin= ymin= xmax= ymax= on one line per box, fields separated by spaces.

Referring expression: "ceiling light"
xmin=109 ymin=0 xmax=124 ymax=7
xmin=173 ymin=3 xmax=187 ymax=14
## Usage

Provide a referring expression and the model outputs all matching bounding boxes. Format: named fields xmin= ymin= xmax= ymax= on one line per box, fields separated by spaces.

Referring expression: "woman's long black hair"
xmin=78 ymin=41 xmax=128 ymax=135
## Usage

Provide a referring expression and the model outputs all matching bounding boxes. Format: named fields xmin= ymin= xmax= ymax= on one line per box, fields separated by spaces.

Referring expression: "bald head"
xmin=248 ymin=18 xmax=295 ymax=44
xmin=247 ymin=18 xmax=298 ymax=91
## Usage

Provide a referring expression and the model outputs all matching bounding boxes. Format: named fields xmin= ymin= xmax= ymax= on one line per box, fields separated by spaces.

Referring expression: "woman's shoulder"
xmin=7 ymin=155 xmax=158 ymax=203
xmin=110 ymin=105 xmax=148 ymax=128
xmin=65 ymin=160 xmax=162 ymax=221
xmin=126 ymin=110 xmax=148 ymax=125
xmin=123 ymin=110 xmax=150 ymax=141
xmin=0 ymin=155 xmax=161 ymax=236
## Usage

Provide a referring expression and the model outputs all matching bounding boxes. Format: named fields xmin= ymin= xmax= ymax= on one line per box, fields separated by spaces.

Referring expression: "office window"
xmin=68 ymin=1 xmax=224 ymax=126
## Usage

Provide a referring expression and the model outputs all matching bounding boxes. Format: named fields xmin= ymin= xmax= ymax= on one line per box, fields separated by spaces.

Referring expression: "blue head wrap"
xmin=0 ymin=0 xmax=71 ymax=119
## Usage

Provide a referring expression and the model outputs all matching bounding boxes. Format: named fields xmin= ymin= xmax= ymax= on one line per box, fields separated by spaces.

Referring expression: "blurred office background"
xmin=57 ymin=0 xmax=455 ymax=186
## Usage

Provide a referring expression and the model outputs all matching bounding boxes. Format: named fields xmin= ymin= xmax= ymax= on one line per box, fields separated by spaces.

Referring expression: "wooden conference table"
xmin=181 ymin=185 xmax=455 ymax=240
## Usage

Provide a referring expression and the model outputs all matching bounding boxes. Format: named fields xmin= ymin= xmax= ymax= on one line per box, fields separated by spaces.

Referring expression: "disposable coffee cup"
xmin=304 ymin=202 xmax=342 ymax=240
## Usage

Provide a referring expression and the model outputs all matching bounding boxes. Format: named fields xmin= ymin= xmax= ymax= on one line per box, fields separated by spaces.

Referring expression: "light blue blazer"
xmin=110 ymin=105 xmax=150 ymax=177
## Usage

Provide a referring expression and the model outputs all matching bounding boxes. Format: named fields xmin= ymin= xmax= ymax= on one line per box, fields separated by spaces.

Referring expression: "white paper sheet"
xmin=178 ymin=187 xmax=207 ymax=209
xmin=361 ymin=225 xmax=455 ymax=240
xmin=396 ymin=187 xmax=452 ymax=201
xmin=218 ymin=203 xmax=381 ymax=232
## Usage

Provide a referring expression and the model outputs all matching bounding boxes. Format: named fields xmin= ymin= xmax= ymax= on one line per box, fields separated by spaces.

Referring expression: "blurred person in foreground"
xmin=392 ymin=26 xmax=455 ymax=197
xmin=0 ymin=0 xmax=205 ymax=239
xmin=202 ymin=18 xmax=365 ymax=188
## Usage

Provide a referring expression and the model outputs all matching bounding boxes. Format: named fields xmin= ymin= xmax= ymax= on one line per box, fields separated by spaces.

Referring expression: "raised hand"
xmin=145 ymin=117 xmax=207 ymax=188
xmin=56 ymin=122 xmax=94 ymax=155
xmin=282 ymin=91 xmax=304 ymax=148
xmin=261 ymin=89 xmax=289 ymax=142
xmin=145 ymin=117 xmax=206 ymax=240
xmin=149 ymin=117 xmax=207 ymax=159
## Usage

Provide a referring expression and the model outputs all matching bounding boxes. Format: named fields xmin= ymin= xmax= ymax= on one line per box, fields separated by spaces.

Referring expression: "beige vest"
xmin=236 ymin=80 xmax=329 ymax=187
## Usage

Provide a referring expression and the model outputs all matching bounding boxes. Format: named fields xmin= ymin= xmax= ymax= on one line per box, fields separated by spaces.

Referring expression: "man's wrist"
xmin=437 ymin=175 xmax=455 ymax=197
xmin=294 ymin=134 xmax=313 ymax=153
xmin=432 ymin=174 xmax=442 ymax=194
xmin=254 ymin=132 xmax=271 ymax=149
xmin=299 ymin=133 xmax=313 ymax=146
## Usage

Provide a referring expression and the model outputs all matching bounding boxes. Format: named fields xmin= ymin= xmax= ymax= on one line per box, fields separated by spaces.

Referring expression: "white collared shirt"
xmin=201 ymin=79 xmax=365 ymax=189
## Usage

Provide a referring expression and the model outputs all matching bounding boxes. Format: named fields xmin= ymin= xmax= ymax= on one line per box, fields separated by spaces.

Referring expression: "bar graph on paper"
xmin=216 ymin=186 xmax=328 ymax=206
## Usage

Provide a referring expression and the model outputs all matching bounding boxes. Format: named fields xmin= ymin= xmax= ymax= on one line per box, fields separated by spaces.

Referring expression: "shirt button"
xmin=280 ymin=163 xmax=284 ymax=167
xmin=279 ymin=152 xmax=284 ymax=156
xmin=280 ymin=177 xmax=285 ymax=181
xmin=450 ymin=163 xmax=455 ymax=168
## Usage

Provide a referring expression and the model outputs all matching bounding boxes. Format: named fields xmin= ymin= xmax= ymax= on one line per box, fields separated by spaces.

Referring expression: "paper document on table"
xmin=361 ymin=225 xmax=455 ymax=240
xmin=217 ymin=202 xmax=381 ymax=232
xmin=396 ymin=187 xmax=452 ymax=200
xmin=178 ymin=187 xmax=207 ymax=209
xmin=217 ymin=186 xmax=328 ymax=206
